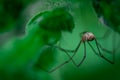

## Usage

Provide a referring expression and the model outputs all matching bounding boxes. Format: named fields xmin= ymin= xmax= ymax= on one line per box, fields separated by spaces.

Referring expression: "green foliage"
xmin=0 ymin=0 xmax=23 ymax=32
xmin=0 ymin=0 xmax=34 ymax=32
xmin=0 ymin=7 xmax=75 ymax=79
xmin=33 ymin=46 xmax=57 ymax=71
xmin=27 ymin=8 xmax=74 ymax=33
xmin=26 ymin=8 xmax=74 ymax=45
xmin=93 ymin=0 xmax=120 ymax=33
xmin=39 ymin=8 xmax=74 ymax=32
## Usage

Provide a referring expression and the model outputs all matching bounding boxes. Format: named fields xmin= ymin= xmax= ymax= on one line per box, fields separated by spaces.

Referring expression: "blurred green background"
xmin=0 ymin=0 xmax=120 ymax=80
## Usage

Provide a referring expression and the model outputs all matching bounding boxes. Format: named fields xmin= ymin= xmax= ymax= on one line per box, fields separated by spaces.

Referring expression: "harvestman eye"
xmin=46 ymin=31 xmax=115 ymax=73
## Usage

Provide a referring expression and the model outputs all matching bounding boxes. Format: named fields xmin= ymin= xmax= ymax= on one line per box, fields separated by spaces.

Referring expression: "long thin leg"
xmin=69 ymin=40 xmax=82 ymax=57
xmin=95 ymin=32 xmax=116 ymax=63
xmin=56 ymin=40 xmax=83 ymax=66
xmin=97 ymin=42 xmax=114 ymax=54
xmin=95 ymin=39 xmax=114 ymax=64
xmin=53 ymin=46 xmax=78 ymax=67
xmin=48 ymin=57 xmax=72 ymax=73
xmin=47 ymin=40 xmax=82 ymax=53
xmin=53 ymin=45 xmax=75 ymax=53
xmin=49 ymin=48 xmax=84 ymax=72
xmin=59 ymin=40 xmax=82 ymax=54
xmin=87 ymin=40 xmax=114 ymax=64
xmin=77 ymin=42 xmax=86 ymax=67
xmin=37 ymin=51 xmax=75 ymax=73
xmin=87 ymin=41 xmax=99 ymax=56
xmin=57 ymin=40 xmax=87 ymax=67
xmin=45 ymin=40 xmax=83 ymax=72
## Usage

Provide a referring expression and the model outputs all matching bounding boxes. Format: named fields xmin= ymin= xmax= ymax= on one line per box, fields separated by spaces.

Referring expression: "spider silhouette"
xmin=46 ymin=31 xmax=115 ymax=73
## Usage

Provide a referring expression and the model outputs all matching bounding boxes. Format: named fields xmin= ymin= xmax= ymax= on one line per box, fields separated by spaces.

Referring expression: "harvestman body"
xmin=47 ymin=31 xmax=115 ymax=73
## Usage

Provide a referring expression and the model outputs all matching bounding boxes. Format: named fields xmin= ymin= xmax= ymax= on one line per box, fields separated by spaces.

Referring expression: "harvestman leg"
xmin=76 ymin=42 xmax=86 ymax=67
xmin=96 ymin=30 xmax=116 ymax=63
xmin=58 ymin=40 xmax=88 ymax=67
xmin=87 ymin=39 xmax=115 ymax=64
xmin=95 ymin=39 xmax=115 ymax=64
xmin=48 ymin=48 xmax=75 ymax=73
xmin=59 ymin=41 xmax=87 ymax=68
xmin=47 ymin=41 xmax=83 ymax=72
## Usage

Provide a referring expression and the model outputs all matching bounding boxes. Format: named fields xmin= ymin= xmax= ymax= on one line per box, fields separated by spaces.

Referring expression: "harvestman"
xmin=47 ymin=31 xmax=115 ymax=73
